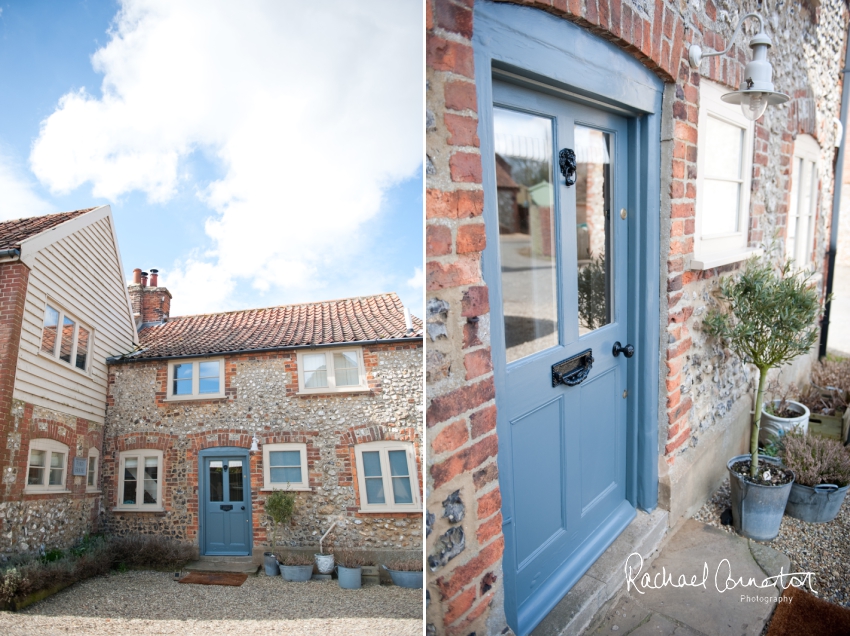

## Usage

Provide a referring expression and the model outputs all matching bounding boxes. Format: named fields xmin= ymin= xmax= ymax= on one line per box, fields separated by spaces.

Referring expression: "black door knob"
xmin=241 ymin=506 xmax=245 ymax=510
xmin=613 ymin=342 xmax=634 ymax=358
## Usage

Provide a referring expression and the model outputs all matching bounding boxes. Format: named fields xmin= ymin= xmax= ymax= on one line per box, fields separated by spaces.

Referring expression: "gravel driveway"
xmin=0 ymin=570 xmax=422 ymax=635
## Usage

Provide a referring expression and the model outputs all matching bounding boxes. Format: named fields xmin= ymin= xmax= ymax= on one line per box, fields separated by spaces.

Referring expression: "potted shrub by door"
xmin=781 ymin=432 xmax=850 ymax=523
xmin=264 ymin=489 xmax=296 ymax=576
xmin=703 ymin=256 xmax=821 ymax=541
xmin=279 ymin=553 xmax=315 ymax=582
xmin=382 ymin=558 xmax=423 ymax=589
xmin=759 ymin=384 xmax=810 ymax=444
xmin=335 ymin=549 xmax=367 ymax=590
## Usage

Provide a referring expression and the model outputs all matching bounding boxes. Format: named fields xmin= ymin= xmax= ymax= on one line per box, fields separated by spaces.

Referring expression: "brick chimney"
xmin=128 ymin=267 xmax=172 ymax=330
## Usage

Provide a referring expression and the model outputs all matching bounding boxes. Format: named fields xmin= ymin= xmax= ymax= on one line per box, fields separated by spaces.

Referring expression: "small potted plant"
xmin=382 ymin=558 xmax=423 ymax=589
xmin=759 ymin=382 xmax=810 ymax=444
xmin=781 ymin=432 xmax=850 ymax=523
xmin=264 ymin=489 xmax=296 ymax=576
xmin=703 ymin=255 xmax=821 ymax=540
xmin=335 ymin=548 xmax=367 ymax=589
xmin=278 ymin=552 xmax=315 ymax=582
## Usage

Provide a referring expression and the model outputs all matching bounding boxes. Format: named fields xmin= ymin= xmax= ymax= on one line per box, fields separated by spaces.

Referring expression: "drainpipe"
xmin=819 ymin=24 xmax=850 ymax=359
xmin=319 ymin=521 xmax=337 ymax=554
xmin=0 ymin=248 xmax=21 ymax=260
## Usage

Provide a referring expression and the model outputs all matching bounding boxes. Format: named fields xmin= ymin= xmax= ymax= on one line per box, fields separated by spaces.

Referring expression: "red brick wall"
xmin=128 ymin=283 xmax=171 ymax=325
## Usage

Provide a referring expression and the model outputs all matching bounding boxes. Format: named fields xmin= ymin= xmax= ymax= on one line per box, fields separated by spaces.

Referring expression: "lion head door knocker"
xmin=558 ymin=148 xmax=577 ymax=187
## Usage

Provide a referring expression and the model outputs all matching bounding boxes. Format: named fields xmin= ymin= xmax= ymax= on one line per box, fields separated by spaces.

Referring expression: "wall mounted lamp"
xmin=250 ymin=435 xmax=260 ymax=452
xmin=688 ymin=13 xmax=788 ymax=121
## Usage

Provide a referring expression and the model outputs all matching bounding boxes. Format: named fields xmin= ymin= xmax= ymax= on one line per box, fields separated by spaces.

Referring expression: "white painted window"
xmin=262 ymin=443 xmax=309 ymax=490
xmin=296 ymin=348 xmax=367 ymax=394
xmin=692 ymin=79 xmax=758 ymax=269
xmin=86 ymin=447 xmax=100 ymax=492
xmin=25 ymin=439 xmax=69 ymax=493
xmin=40 ymin=301 xmax=93 ymax=373
xmin=354 ymin=441 xmax=420 ymax=513
xmin=165 ymin=358 xmax=225 ymax=400
xmin=117 ymin=450 xmax=164 ymax=510
xmin=786 ymin=134 xmax=820 ymax=271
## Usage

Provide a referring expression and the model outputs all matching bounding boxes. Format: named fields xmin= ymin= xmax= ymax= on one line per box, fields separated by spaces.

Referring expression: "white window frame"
xmin=115 ymin=450 xmax=164 ymax=511
xmin=786 ymin=134 xmax=820 ymax=272
xmin=38 ymin=299 xmax=94 ymax=375
xmin=261 ymin=443 xmax=310 ymax=491
xmin=692 ymin=79 xmax=760 ymax=270
xmin=296 ymin=347 xmax=368 ymax=394
xmin=165 ymin=358 xmax=226 ymax=401
xmin=86 ymin=447 xmax=100 ymax=493
xmin=354 ymin=441 xmax=420 ymax=513
xmin=25 ymin=439 xmax=70 ymax=493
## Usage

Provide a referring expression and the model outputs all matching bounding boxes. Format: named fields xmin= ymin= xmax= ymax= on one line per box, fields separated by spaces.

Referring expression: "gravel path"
xmin=0 ymin=570 xmax=422 ymax=635
xmin=693 ymin=479 xmax=850 ymax=608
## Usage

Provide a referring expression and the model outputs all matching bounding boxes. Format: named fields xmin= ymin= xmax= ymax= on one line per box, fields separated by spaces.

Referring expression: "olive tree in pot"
xmin=781 ymin=432 xmax=850 ymax=523
xmin=264 ymin=490 xmax=296 ymax=576
xmin=703 ymin=256 xmax=821 ymax=540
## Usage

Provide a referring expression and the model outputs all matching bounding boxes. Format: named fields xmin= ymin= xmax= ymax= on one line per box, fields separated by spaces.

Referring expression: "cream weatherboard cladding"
xmin=13 ymin=207 xmax=138 ymax=424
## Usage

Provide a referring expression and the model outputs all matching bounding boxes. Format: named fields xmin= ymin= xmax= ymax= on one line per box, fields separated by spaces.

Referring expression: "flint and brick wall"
xmin=102 ymin=342 xmax=423 ymax=552
xmin=426 ymin=1 xmax=847 ymax=634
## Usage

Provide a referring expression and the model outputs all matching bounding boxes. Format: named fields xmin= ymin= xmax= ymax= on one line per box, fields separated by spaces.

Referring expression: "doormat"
xmin=766 ymin=584 xmax=850 ymax=635
xmin=178 ymin=571 xmax=248 ymax=586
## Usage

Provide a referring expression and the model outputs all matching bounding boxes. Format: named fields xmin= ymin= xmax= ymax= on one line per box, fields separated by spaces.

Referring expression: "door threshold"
xmin=186 ymin=558 xmax=259 ymax=574
xmin=530 ymin=509 xmax=668 ymax=636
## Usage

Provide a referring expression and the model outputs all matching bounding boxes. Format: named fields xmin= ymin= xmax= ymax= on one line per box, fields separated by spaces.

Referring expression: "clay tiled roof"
xmin=120 ymin=293 xmax=423 ymax=360
xmin=0 ymin=208 xmax=95 ymax=251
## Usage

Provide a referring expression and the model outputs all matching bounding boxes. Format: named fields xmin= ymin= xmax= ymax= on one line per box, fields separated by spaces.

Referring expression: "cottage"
xmin=103 ymin=277 xmax=424 ymax=561
xmin=0 ymin=207 xmax=137 ymax=557
xmin=425 ymin=1 xmax=847 ymax=635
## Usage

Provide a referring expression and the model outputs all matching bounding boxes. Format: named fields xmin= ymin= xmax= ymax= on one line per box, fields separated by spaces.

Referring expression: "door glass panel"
xmin=209 ymin=460 xmax=224 ymax=502
xmin=493 ymin=107 xmax=558 ymax=363
xmin=575 ymin=125 xmax=611 ymax=334
xmin=123 ymin=458 xmax=138 ymax=504
xmin=229 ymin=460 xmax=244 ymax=502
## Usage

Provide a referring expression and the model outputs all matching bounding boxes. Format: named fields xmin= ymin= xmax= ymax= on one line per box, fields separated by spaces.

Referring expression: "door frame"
xmin=198 ymin=446 xmax=253 ymax=556
xmin=473 ymin=2 xmax=663 ymax=633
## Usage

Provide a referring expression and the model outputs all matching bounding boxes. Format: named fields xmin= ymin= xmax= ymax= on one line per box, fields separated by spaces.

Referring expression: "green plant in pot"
xmin=703 ymin=255 xmax=821 ymax=540
xmin=781 ymin=432 xmax=850 ymax=523
xmin=759 ymin=381 xmax=810 ymax=444
xmin=264 ymin=489 xmax=296 ymax=576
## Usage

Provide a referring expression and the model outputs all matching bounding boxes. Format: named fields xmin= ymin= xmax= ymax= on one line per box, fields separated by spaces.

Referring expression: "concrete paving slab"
xmin=629 ymin=612 xmax=702 ymax=636
xmin=584 ymin=595 xmax=652 ymax=635
xmin=532 ymin=574 xmax=606 ymax=636
xmin=748 ymin=540 xmax=791 ymax=581
xmin=623 ymin=519 xmax=776 ymax=636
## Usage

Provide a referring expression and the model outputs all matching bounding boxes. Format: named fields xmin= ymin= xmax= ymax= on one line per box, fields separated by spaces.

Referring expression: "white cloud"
xmin=31 ymin=0 xmax=422 ymax=314
xmin=0 ymin=151 xmax=55 ymax=221
xmin=406 ymin=267 xmax=423 ymax=290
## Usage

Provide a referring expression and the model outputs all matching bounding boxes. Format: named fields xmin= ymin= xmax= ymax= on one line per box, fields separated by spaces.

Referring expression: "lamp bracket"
xmin=688 ymin=13 xmax=765 ymax=69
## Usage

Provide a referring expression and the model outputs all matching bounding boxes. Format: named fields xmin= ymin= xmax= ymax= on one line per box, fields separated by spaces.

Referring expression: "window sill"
xmin=24 ymin=489 xmax=72 ymax=495
xmin=86 ymin=488 xmax=100 ymax=494
xmin=358 ymin=506 xmax=421 ymax=514
xmin=296 ymin=387 xmax=370 ymax=396
xmin=36 ymin=349 xmax=92 ymax=377
xmin=112 ymin=507 xmax=166 ymax=514
xmin=689 ymin=247 xmax=763 ymax=270
xmin=260 ymin=486 xmax=313 ymax=492
xmin=164 ymin=394 xmax=227 ymax=403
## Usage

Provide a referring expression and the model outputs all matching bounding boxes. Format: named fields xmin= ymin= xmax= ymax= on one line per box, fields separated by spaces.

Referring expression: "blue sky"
xmin=0 ymin=0 xmax=423 ymax=318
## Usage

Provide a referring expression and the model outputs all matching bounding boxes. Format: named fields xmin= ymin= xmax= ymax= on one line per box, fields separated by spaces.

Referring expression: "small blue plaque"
xmin=72 ymin=457 xmax=88 ymax=476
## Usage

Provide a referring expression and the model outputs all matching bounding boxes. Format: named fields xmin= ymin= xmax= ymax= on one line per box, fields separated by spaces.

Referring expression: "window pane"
xmin=388 ymin=450 xmax=409 ymax=476
xmin=786 ymin=157 xmax=801 ymax=259
xmin=49 ymin=452 xmax=64 ymax=486
xmin=705 ymin=115 xmax=743 ymax=180
xmin=269 ymin=450 xmax=300 ymax=467
xmin=28 ymin=450 xmax=45 ymax=485
xmin=303 ymin=353 xmax=328 ymax=388
xmin=41 ymin=306 xmax=59 ymax=354
xmin=199 ymin=361 xmax=219 ymax=394
xmin=362 ymin=451 xmax=382 ymax=477
xmin=123 ymin=458 xmax=138 ymax=504
xmin=796 ymin=161 xmax=814 ymax=265
xmin=392 ymin=476 xmax=413 ymax=504
xmin=88 ymin=456 xmax=96 ymax=487
xmin=173 ymin=363 xmax=193 ymax=395
xmin=334 ymin=352 xmax=359 ymax=386
xmin=144 ymin=457 xmax=158 ymax=504
xmin=575 ymin=126 xmax=611 ymax=335
xmin=199 ymin=378 xmax=220 ymax=394
xmin=209 ymin=462 xmax=223 ymax=502
xmin=75 ymin=327 xmax=89 ymax=370
xmin=270 ymin=466 xmax=302 ymax=483
xmin=493 ymin=107 xmax=558 ymax=363
xmin=701 ymin=179 xmax=741 ymax=236
xmin=59 ymin=316 xmax=75 ymax=363
xmin=365 ymin=477 xmax=385 ymax=504
xmin=229 ymin=461 xmax=244 ymax=501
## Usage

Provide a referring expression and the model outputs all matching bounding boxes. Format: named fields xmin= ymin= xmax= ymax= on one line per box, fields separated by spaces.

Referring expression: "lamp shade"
xmin=721 ymin=31 xmax=788 ymax=120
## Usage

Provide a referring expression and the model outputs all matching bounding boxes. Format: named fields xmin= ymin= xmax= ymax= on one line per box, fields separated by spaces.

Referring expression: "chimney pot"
xmin=133 ymin=268 xmax=142 ymax=285
xmin=149 ymin=268 xmax=159 ymax=287
xmin=141 ymin=271 xmax=148 ymax=287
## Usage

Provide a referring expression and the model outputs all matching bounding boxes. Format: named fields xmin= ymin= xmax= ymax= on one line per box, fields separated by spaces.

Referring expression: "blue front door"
xmin=488 ymin=80 xmax=636 ymax=633
xmin=203 ymin=456 xmax=251 ymax=555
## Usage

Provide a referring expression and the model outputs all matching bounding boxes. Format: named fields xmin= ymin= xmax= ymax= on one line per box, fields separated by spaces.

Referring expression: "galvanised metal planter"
xmin=758 ymin=400 xmax=809 ymax=444
xmin=785 ymin=483 xmax=849 ymax=523
xmin=336 ymin=565 xmax=362 ymax=589
xmin=263 ymin=552 xmax=280 ymax=576
xmin=382 ymin=565 xmax=423 ymax=588
xmin=281 ymin=564 xmax=313 ymax=582
xmin=728 ymin=454 xmax=794 ymax=541
xmin=314 ymin=553 xmax=334 ymax=574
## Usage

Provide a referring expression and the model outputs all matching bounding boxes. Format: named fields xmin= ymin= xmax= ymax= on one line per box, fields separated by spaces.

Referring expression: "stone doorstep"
xmin=530 ymin=508 xmax=670 ymax=636
xmin=185 ymin=556 xmax=260 ymax=574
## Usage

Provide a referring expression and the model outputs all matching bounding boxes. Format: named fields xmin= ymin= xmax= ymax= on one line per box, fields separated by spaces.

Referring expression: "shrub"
xmin=109 ymin=534 xmax=195 ymax=570
xmin=0 ymin=568 xmax=25 ymax=606
xmin=276 ymin=552 xmax=313 ymax=566
xmin=385 ymin=558 xmax=422 ymax=572
xmin=781 ymin=433 xmax=850 ymax=488
xmin=265 ymin=490 xmax=296 ymax=549
xmin=335 ymin=549 xmax=369 ymax=569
